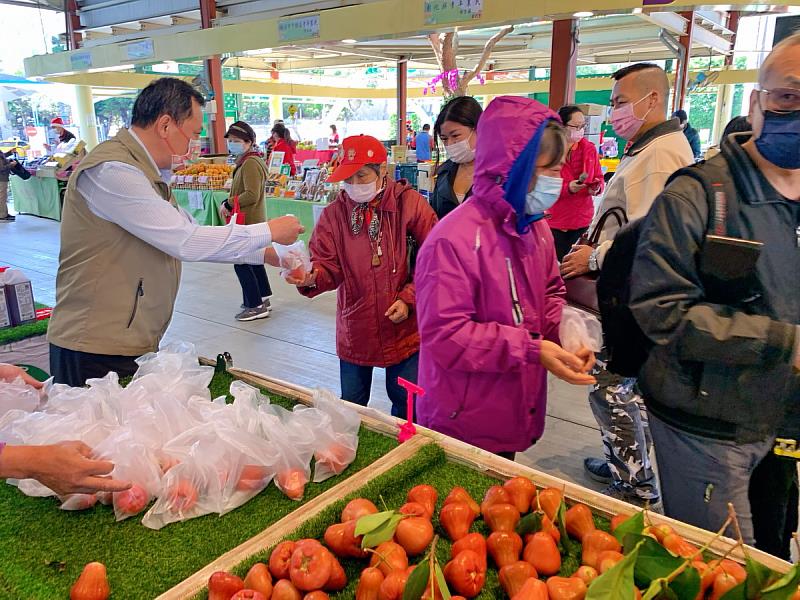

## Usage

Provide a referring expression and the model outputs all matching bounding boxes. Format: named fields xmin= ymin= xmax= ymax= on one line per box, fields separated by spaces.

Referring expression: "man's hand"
xmin=560 ymin=245 xmax=593 ymax=279
xmin=269 ymin=215 xmax=305 ymax=245
xmin=568 ymin=180 xmax=587 ymax=194
xmin=539 ymin=340 xmax=596 ymax=386
xmin=0 ymin=441 xmax=131 ymax=496
xmin=0 ymin=364 xmax=42 ymax=389
xmin=385 ymin=299 xmax=410 ymax=324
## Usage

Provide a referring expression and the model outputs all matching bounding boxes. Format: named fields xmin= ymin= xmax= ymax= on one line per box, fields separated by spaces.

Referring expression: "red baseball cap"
xmin=328 ymin=135 xmax=388 ymax=182
xmin=51 ymin=117 xmax=64 ymax=126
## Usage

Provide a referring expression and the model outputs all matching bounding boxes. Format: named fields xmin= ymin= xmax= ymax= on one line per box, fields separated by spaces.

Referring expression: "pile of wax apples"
xmin=202 ymin=477 xmax=789 ymax=600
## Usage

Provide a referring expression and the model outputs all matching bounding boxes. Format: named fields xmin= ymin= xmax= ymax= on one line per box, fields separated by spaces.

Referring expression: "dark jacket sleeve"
xmin=688 ymin=129 xmax=702 ymax=158
xmin=629 ymin=178 xmax=796 ymax=367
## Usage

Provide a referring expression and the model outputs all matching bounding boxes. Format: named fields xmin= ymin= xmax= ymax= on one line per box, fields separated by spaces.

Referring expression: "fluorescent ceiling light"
xmin=341 ymin=39 xmax=357 ymax=44
xmin=574 ymin=11 xmax=594 ymax=17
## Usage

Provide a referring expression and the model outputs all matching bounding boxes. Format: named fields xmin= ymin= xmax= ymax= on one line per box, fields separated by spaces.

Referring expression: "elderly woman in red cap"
xmin=288 ymin=135 xmax=438 ymax=417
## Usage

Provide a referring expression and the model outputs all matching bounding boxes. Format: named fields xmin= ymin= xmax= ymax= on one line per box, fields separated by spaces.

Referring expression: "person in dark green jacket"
xmin=220 ymin=121 xmax=272 ymax=322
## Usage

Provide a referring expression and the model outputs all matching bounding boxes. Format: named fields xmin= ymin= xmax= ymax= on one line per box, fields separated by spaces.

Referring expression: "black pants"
xmin=234 ymin=264 xmax=272 ymax=308
xmin=50 ymin=343 xmax=139 ymax=386
xmin=749 ymin=451 xmax=798 ymax=560
xmin=551 ymin=227 xmax=588 ymax=262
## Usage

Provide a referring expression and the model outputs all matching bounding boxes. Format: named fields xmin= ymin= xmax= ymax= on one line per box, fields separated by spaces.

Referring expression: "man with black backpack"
xmin=629 ymin=33 xmax=800 ymax=550
xmin=561 ymin=63 xmax=693 ymax=506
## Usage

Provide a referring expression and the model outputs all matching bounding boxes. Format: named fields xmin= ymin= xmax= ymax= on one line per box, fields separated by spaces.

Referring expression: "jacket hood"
xmin=473 ymin=96 xmax=560 ymax=233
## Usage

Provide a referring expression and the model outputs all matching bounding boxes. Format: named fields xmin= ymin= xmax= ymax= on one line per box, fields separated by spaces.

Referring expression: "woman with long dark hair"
xmin=547 ymin=105 xmax=604 ymax=261
xmin=430 ymin=96 xmax=483 ymax=219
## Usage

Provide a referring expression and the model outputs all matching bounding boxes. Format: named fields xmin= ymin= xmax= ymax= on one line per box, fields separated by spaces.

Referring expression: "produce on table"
xmin=243 ymin=562 xmax=273 ymax=597
xmin=69 ymin=562 xmax=110 ymax=600
xmin=207 ymin=475 xmax=787 ymax=600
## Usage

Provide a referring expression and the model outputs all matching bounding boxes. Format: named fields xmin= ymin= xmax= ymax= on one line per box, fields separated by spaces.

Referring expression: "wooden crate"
xmin=158 ymin=367 xmax=791 ymax=599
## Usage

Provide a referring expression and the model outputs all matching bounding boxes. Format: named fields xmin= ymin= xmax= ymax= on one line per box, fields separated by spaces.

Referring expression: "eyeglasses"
xmin=566 ymin=123 xmax=587 ymax=131
xmin=758 ymin=87 xmax=800 ymax=113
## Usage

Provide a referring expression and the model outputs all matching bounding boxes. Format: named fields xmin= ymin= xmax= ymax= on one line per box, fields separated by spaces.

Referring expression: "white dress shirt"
xmin=76 ymin=130 xmax=271 ymax=265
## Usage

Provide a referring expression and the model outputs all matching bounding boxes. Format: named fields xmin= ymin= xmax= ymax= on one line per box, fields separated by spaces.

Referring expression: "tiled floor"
xmin=0 ymin=212 xmax=607 ymax=492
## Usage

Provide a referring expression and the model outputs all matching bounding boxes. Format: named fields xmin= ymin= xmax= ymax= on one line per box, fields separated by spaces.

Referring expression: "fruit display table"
xmin=172 ymin=189 xmax=229 ymax=227
xmin=10 ymin=175 xmax=62 ymax=221
xmin=266 ymin=196 xmax=326 ymax=245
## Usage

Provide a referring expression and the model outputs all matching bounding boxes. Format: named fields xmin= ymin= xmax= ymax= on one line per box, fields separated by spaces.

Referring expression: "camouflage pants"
xmin=588 ymin=353 xmax=659 ymax=500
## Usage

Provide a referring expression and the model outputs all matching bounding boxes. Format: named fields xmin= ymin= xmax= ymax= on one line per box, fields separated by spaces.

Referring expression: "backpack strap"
xmin=665 ymin=157 xmax=738 ymax=238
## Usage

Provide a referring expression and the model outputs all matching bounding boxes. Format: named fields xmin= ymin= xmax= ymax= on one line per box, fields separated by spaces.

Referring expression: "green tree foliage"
xmin=94 ymin=97 xmax=135 ymax=141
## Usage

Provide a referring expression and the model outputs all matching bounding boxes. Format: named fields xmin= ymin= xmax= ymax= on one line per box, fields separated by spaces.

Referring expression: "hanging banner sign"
xmin=278 ymin=14 xmax=320 ymax=42
xmin=424 ymin=0 xmax=483 ymax=25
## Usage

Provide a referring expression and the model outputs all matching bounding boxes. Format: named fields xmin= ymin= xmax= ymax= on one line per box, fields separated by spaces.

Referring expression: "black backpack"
xmin=596 ymin=159 xmax=735 ymax=377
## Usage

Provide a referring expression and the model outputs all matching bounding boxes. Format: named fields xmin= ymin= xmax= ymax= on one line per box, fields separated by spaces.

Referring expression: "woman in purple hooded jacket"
xmin=415 ymin=96 xmax=596 ymax=458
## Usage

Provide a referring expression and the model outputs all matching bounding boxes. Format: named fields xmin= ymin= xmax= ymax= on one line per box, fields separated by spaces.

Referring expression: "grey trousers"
xmin=649 ymin=413 xmax=775 ymax=545
xmin=0 ymin=180 xmax=8 ymax=218
xmin=588 ymin=352 xmax=659 ymax=500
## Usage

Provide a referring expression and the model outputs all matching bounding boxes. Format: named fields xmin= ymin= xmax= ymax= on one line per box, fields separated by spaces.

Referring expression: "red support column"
xmin=725 ymin=11 xmax=740 ymax=67
xmin=672 ymin=11 xmax=695 ymax=113
xmin=548 ymin=19 xmax=578 ymax=110
xmin=64 ymin=0 xmax=82 ymax=51
xmin=199 ymin=0 xmax=226 ymax=154
xmin=397 ymin=57 xmax=408 ymax=146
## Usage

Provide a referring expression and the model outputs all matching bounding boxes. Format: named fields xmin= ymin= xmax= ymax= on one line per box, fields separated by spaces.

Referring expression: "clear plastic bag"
xmin=301 ymin=388 xmax=361 ymax=482
xmin=560 ymin=306 xmax=603 ymax=353
xmin=273 ymin=240 xmax=312 ymax=281
xmin=0 ymin=377 xmax=41 ymax=417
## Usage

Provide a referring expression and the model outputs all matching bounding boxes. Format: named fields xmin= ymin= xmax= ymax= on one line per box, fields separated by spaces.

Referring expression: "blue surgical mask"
xmin=755 ymin=110 xmax=800 ymax=170
xmin=525 ymin=175 xmax=563 ymax=215
xmin=227 ymin=140 xmax=246 ymax=156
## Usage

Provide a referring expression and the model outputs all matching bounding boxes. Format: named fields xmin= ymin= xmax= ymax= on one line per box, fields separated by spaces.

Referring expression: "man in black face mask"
xmin=628 ymin=32 xmax=800 ymax=554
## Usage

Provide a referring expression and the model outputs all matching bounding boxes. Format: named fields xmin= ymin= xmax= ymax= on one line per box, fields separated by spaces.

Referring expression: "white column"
xmin=72 ymin=85 xmax=98 ymax=150
xmin=712 ymin=83 xmax=735 ymax=146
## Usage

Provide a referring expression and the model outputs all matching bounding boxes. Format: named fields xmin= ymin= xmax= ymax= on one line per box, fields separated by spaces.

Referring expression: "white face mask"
xmin=343 ymin=180 xmax=380 ymax=204
xmin=445 ymin=132 xmax=475 ymax=164
xmin=525 ymin=175 xmax=563 ymax=215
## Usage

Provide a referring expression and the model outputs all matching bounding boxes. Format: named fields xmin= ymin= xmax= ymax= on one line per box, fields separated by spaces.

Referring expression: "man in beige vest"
xmin=48 ymin=78 xmax=303 ymax=386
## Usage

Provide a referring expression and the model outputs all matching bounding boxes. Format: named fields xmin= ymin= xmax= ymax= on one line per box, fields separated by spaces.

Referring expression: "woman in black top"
xmin=430 ymin=96 xmax=482 ymax=220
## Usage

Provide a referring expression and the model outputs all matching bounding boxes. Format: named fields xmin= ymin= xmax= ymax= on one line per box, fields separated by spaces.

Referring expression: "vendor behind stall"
xmin=45 ymin=118 xmax=77 ymax=154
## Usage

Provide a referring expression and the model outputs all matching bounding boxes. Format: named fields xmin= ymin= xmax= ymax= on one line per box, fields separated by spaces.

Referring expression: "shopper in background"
xmin=415 ymin=124 xmax=434 ymax=162
xmin=415 ymin=96 xmax=595 ymax=459
xmin=218 ymin=121 xmax=273 ymax=322
xmin=630 ymin=33 xmax=800 ymax=551
xmin=48 ymin=77 xmax=303 ymax=386
xmin=430 ymin=96 xmax=483 ymax=220
xmin=673 ymin=109 xmax=702 ymax=159
xmin=44 ymin=117 xmax=78 ymax=154
xmin=548 ymin=105 xmax=604 ymax=261
xmin=288 ymin=135 xmax=438 ymax=418
xmin=329 ymin=124 xmax=340 ymax=148
xmin=0 ymin=150 xmax=18 ymax=223
xmin=0 ymin=364 xmax=130 ymax=495
xmin=270 ymin=122 xmax=297 ymax=175
xmin=561 ymin=63 xmax=693 ymax=505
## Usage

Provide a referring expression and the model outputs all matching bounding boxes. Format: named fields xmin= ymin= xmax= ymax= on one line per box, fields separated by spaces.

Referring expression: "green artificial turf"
xmin=0 ymin=302 xmax=50 ymax=346
xmin=0 ymin=371 xmax=398 ymax=599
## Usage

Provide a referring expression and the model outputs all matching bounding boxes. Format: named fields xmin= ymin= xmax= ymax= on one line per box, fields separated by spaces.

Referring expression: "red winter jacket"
xmin=300 ymin=179 xmax=438 ymax=367
xmin=546 ymin=137 xmax=604 ymax=231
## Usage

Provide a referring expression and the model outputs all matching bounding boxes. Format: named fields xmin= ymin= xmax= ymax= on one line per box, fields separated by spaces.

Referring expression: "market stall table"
xmin=172 ymin=188 xmax=228 ymax=227
xmin=266 ymin=196 xmax=326 ymax=244
xmin=10 ymin=176 xmax=62 ymax=221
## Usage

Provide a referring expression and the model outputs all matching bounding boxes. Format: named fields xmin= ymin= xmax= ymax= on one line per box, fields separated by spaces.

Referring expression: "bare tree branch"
xmin=440 ymin=32 xmax=457 ymax=94
xmin=458 ymin=25 xmax=514 ymax=94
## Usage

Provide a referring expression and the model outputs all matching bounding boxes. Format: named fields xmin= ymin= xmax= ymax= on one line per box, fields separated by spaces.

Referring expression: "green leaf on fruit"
xmin=516 ymin=510 xmax=544 ymax=537
xmin=622 ymin=534 xmax=700 ymax=599
xmin=613 ymin=511 xmax=645 ymax=545
xmin=586 ymin=539 xmax=641 ymax=599
xmin=746 ymin=556 xmax=776 ymax=599
xmin=556 ymin=500 xmax=578 ymax=554
xmin=721 ymin=582 xmax=747 ymax=600
xmin=403 ymin=561 xmax=430 ymax=600
xmin=361 ymin=513 xmax=404 ymax=549
xmin=434 ymin=562 xmax=452 ymax=600
xmin=761 ymin=564 xmax=800 ymax=600
xmin=355 ymin=510 xmax=395 ymax=536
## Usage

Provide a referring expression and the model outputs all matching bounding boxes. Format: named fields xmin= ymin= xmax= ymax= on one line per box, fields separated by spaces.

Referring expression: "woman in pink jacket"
xmin=415 ymin=97 xmax=595 ymax=458
xmin=289 ymin=135 xmax=438 ymax=418
xmin=547 ymin=105 xmax=604 ymax=261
